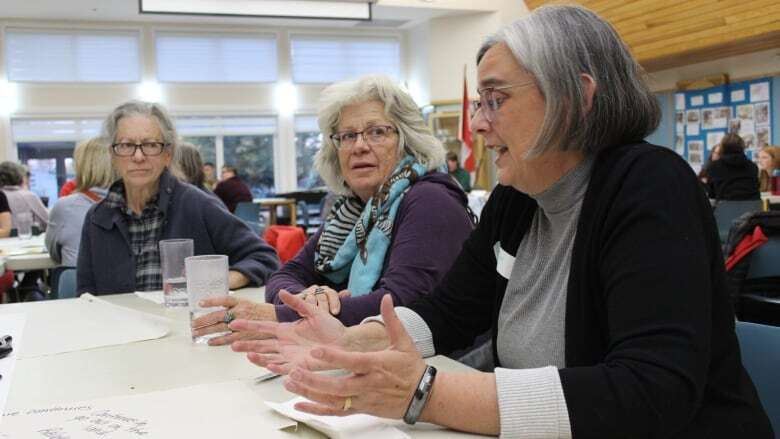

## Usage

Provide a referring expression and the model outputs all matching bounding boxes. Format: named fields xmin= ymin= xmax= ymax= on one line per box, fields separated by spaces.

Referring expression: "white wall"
xmin=404 ymin=0 xmax=528 ymax=105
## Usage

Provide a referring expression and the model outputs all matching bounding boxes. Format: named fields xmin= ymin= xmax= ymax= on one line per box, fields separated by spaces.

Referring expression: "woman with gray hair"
xmin=77 ymin=100 xmax=279 ymax=295
xmin=191 ymin=75 xmax=473 ymax=345
xmin=232 ymin=6 xmax=771 ymax=438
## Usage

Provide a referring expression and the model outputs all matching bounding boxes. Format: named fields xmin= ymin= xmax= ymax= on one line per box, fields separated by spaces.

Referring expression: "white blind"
xmin=176 ymin=116 xmax=277 ymax=136
xmin=156 ymin=33 xmax=277 ymax=82
xmin=291 ymin=35 xmax=400 ymax=83
xmin=11 ymin=118 xmax=103 ymax=142
xmin=294 ymin=115 xmax=320 ymax=132
xmin=5 ymin=29 xmax=140 ymax=82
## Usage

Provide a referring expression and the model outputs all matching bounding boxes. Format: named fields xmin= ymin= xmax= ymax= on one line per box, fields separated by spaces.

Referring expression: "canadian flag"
xmin=459 ymin=66 xmax=476 ymax=172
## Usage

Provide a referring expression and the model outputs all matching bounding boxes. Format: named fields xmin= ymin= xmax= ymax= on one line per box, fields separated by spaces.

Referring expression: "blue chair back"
xmin=56 ymin=267 xmax=78 ymax=299
xmin=747 ymin=239 xmax=780 ymax=279
xmin=714 ymin=200 xmax=764 ymax=243
xmin=234 ymin=202 xmax=261 ymax=223
xmin=735 ymin=321 xmax=780 ymax=437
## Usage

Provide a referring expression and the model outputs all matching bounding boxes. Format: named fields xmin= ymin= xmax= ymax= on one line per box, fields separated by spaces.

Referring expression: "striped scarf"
xmin=314 ymin=156 xmax=427 ymax=295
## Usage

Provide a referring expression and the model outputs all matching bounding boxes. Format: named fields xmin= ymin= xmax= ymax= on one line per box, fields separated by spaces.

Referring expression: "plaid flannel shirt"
xmin=103 ymin=181 xmax=165 ymax=291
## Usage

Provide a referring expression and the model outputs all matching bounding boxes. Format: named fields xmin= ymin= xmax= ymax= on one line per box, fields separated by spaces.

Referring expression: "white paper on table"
xmin=0 ymin=380 xmax=296 ymax=438
xmin=0 ymin=294 xmax=170 ymax=358
xmin=0 ymin=313 xmax=25 ymax=426
xmin=266 ymin=397 xmax=410 ymax=439
xmin=134 ymin=290 xmax=235 ymax=305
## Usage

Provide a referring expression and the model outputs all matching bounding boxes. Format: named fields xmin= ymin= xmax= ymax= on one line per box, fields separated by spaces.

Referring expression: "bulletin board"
xmin=674 ymin=77 xmax=773 ymax=172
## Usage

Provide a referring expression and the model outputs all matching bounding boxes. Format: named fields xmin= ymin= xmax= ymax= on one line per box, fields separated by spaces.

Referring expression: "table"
xmin=0 ymin=290 xmax=477 ymax=438
xmin=254 ymin=197 xmax=297 ymax=225
xmin=0 ymin=235 xmax=56 ymax=272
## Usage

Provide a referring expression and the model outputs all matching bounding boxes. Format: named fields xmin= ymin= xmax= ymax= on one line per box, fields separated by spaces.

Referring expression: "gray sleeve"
xmin=361 ymin=306 xmax=435 ymax=357
xmin=44 ymin=200 xmax=65 ymax=263
xmin=495 ymin=366 xmax=572 ymax=438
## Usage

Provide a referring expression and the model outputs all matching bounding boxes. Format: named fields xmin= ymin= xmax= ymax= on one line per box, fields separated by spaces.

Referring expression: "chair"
xmin=735 ymin=321 xmax=780 ymax=436
xmin=263 ymin=225 xmax=306 ymax=263
xmin=52 ymin=267 xmax=78 ymax=300
xmin=234 ymin=201 xmax=261 ymax=223
xmin=714 ymin=199 xmax=764 ymax=243
xmin=739 ymin=239 xmax=780 ymax=326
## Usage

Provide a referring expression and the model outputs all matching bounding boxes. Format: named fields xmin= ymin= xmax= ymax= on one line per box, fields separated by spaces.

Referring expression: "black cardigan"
xmin=409 ymin=143 xmax=772 ymax=438
xmin=705 ymin=152 xmax=760 ymax=200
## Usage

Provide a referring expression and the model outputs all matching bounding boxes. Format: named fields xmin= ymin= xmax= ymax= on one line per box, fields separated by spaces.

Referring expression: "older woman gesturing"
xmin=231 ymin=6 xmax=772 ymax=438
xmin=77 ymin=101 xmax=279 ymax=295
xmin=192 ymin=76 xmax=473 ymax=344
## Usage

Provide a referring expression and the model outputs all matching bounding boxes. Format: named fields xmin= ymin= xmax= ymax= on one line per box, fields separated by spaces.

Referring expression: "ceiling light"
xmin=139 ymin=0 xmax=372 ymax=20
xmin=0 ymin=81 xmax=18 ymax=115
xmin=137 ymin=81 xmax=163 ymax=103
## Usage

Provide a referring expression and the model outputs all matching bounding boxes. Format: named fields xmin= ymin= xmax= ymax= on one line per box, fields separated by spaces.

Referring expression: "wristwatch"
xmin=403 ymin=365 xmax=437 ymax=425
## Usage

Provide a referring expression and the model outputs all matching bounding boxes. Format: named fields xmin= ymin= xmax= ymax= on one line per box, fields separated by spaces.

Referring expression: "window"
xmin=176 ymin=116 xmax=277 ymax=196
xmin=11 ymin=118 xmax=103 ymax=204
xmin=295 ymin=115 xmax=324 ymax=189
xmin=290 ymin=35 xmax=400 ymax=83
xmin=156 ymin=32 xmax=277 ymax=82
xmin=5 ymin=29 xmax=140 ymax=82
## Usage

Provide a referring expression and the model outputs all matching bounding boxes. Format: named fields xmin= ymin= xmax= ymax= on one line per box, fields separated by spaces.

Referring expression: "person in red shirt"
xmin=213 ymin=165 xmax=252 ymax=213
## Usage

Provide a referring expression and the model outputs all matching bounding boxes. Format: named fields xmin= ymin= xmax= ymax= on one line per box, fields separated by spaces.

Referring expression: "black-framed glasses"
xmin=330 ymin=125 xmax=397 ymax=149
xmin=111 ymin=142 xmax=168 ymax=157
xmin=475 ymin=80 xmax=535 ymax=122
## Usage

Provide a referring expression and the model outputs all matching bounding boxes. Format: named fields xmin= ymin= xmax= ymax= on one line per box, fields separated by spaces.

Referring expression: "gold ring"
xmin=342 ymin=396 xmax=352 ymax=411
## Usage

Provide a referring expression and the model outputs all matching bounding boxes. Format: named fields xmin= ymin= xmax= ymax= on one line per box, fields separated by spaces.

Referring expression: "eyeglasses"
xmin=475 ymin=80 xmax=535 ymax=122
xmin=330 ymin=125 xmax=397 ymax=149
xmin=111 ymin=142 xmax=168 ymax=157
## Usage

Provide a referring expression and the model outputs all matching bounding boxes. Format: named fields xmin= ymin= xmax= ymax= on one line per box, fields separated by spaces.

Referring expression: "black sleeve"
xmin=0 ymin=191 xmax=10 ymax=213
xmin=560 ymin=149 xmax=721 ymax=438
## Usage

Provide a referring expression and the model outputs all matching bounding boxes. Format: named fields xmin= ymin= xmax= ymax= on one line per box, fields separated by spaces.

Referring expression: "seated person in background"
xmin=0 ymin=191 xmax=11 ymax=238
xmin=77 ymin=100 xmax=280 ymax=295
xmin=757 ymin=144 xmax=780 ymax=192
xmin=46 ymin=137 xmax=114 ymax=268
xmin=176 ymin=142 xmax=209 ymax=192
xmin=203 ymin=162 xmax=217 ymax=191
xmin=697 ymin=143 xmax=720 ymax=184
xmin=213 ymin=165 xmax=252 ymax=213
xmin=0 ymin=161 xmax=49 ymax=230
xmin=192 ymin=75 xmax=474 ymax=345
xmin=706 ymin=133 xmax=760 ymax=200
xmin=231 ymin=6 xmax=772 ymax=437
xmin=446 ymin=151 xmax=471 ymax=192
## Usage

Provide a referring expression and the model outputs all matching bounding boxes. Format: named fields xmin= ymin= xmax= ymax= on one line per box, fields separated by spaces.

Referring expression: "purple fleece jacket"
xmin=266 ymin=172 xmax=474 ymax=326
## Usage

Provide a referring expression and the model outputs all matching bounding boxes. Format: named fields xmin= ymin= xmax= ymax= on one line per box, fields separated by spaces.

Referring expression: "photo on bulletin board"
xmin=707 ymin=131 xmax=725 ymax=150
xmin=687 ymin=140 xmax=704 ymax=166
xmin=686 ymin=109 xmax=701 ymax=135
xmin=750 ymin=82 xmax=770 ymax=102
xmin=755 ymin=102 xmax=769 ymax=124
xmin=757 ymin=126 xmax=771 ymax=148
xmin=675 ymin=136 xmax=684 ymax=155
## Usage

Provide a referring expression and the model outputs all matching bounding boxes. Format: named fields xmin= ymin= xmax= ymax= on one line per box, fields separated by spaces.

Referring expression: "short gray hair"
xmin=0 ymin=162 xmax=25 ymax=187
xmin=102 ymin=100 xmax=178 ymax=155
xmin=314 ymin=75 xmax=445 ymax=195
xmin=477 ymin=5 xmax=660 ymax=157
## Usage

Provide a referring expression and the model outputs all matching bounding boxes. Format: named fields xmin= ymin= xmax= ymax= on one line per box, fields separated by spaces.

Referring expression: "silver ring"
xmin=223 ymin=310 xmax=236 ymax=325
xmin=314 ymin=286 xmax=326 ymax=295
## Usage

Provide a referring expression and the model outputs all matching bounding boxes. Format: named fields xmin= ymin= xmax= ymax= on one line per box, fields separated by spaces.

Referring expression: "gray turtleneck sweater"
xmin=367 ymin=157 xmax=593 ymax=438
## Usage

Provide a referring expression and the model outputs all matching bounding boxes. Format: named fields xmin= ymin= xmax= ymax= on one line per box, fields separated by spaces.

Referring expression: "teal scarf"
xmin=314 ymin=156 xmax=427 ymax=296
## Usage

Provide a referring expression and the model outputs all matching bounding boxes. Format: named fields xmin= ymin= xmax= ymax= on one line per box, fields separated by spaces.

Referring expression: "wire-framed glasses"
xmin=329 ymin=125 xmax=397 ymax=149
xmin=475 ymin=80 xmax=535 ymax=122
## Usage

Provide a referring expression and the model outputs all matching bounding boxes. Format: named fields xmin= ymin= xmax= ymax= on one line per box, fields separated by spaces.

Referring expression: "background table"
xmin=0 ymin=289 xmax=478 ymax=438
xmin=0 ymin=235 xmax=56 ymax=272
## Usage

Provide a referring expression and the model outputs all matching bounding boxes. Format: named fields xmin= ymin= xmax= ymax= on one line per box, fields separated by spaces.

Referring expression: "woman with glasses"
xmin=191 ymin=75 xmax=473 ymax=345
xmin=230 ymin=6 xmax=772 ymax=438
xmin=76 ymin=100 xmax=279 ymax=295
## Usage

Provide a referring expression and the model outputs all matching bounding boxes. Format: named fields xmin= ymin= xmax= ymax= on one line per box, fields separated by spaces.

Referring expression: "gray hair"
xmin=175 ymin=142 xmax=206 ymax=188
xmin=477 ymin=5 xmax=660 ymax=157
xmin=314 ymin=75 xmax=445 ymax=195
xmin=102 ymin=100 xmax=178 ymax=155
xmin=102 ymin=100 xmax=181 ymax=177
xmin=0 ymin=162 xmax=25 ymax=187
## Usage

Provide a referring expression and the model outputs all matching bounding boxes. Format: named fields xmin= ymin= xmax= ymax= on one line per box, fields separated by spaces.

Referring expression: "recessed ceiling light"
xmin=139 ymin=0 xmax=372 ymax=21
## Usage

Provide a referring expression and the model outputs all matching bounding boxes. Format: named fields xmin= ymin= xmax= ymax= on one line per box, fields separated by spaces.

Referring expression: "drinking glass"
xmin=160 ymin=239 xmax=194 ymax=308
xmin=16 ymin=212 xmax=32 ymax=239
xmin=185 ymin=255 xmax=229 ymax=344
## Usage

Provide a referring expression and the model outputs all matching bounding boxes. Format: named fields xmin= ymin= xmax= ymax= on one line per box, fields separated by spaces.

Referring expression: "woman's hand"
xmin=229 ymin=290 xmax=349 ymax=374
xmin=190 ymin=296 xmax=276 ymax=346
xmin=299 ymin=285 xmax=351 ymax=316
xmin=283 ymin=294 xmax=427 ymax=419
